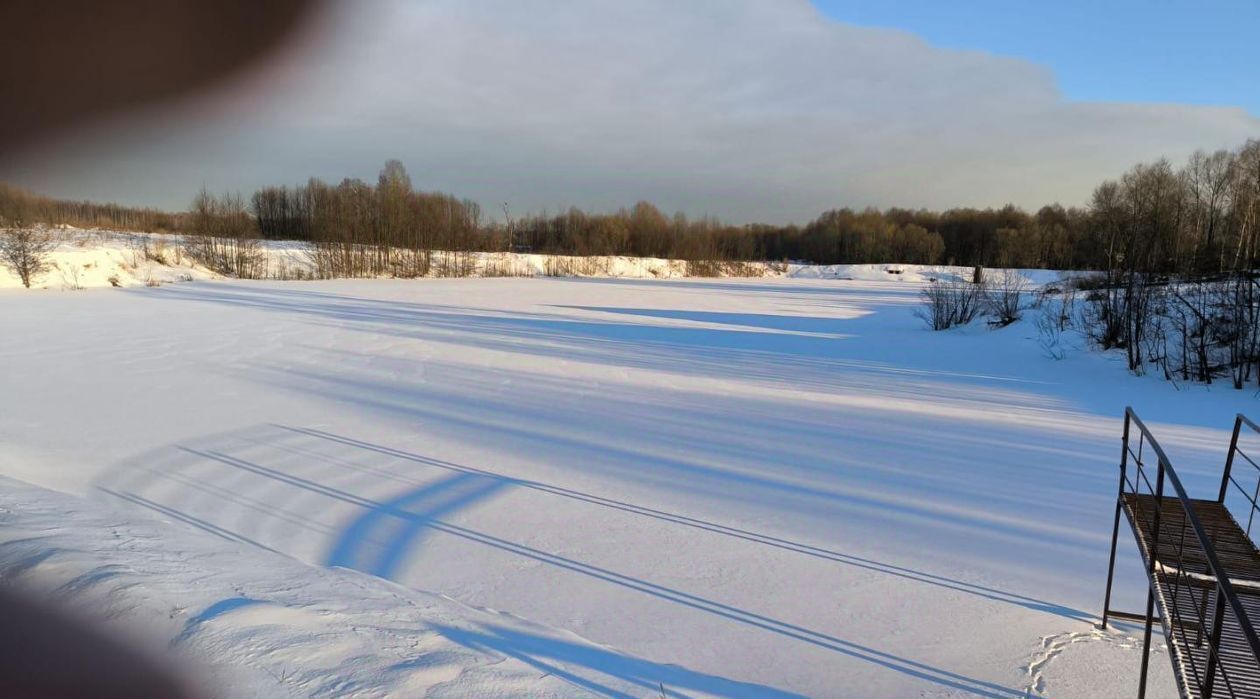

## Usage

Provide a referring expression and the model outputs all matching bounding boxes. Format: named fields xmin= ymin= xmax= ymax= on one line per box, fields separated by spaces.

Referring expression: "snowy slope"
xmin=1 ymin=274 xmax=1229 ymax=696
xmin=0 ymin=228 xmax=1059 ymax=290
xmin=0 ymin=229 xmax=220 ymax=289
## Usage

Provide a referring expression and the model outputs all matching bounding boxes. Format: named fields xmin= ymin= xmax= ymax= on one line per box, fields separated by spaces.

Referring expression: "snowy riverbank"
xmin=0 ymin=227 xmax=1062 ymax=291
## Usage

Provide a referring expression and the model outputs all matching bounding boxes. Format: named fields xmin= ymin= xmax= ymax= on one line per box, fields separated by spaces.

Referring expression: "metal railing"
xmin=1102 ymin=408 xmax=1260 ymax=698
xmin=1220 ymin=414 xmax=1260 ymax=545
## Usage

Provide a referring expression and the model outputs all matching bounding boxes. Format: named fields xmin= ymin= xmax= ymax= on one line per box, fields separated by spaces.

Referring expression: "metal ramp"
xmin=1103 ymin=409 xmax=1260 ymax=698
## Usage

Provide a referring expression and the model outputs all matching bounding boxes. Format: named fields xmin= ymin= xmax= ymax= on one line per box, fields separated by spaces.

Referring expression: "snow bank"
xmin=786 ymin=262 xmax=1063 ymax=287
xmin=0 ymin=229 xmax=220 ymax=290
xmin=0 ymin=228 xmax=1063 ymax=290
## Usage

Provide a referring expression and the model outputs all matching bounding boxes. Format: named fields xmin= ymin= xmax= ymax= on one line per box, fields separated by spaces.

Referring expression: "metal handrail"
xmin=1219 ymin=413 xmax=1260 ymax=515
xmin=1128 ymin=408 xmax=1260 ymax=648
xmin=1113 ymin=407 xmax=1260 ymax=697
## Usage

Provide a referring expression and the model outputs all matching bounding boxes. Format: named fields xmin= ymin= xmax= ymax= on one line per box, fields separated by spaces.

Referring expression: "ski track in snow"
xmin=1 ymin=271 xmax=1254 ymax=697
xmin=2 ymin=477 xmax=782 ymax=698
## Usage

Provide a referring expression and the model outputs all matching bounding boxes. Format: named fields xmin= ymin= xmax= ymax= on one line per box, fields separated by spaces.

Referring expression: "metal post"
xmin=1196 ymin=532 xmax=1217 ymax=648
xmin=1203 ymin=592 xmax=1228 ymax=698
xmin=1138 ymin=584 xmax=1157 ymax=699
xmin=1219 ymin=415 xmax=1242 ymax=503
xmin=1101 ymin=496 xmax=1124 ymax=630
xmin=1137 ymin=460 xmax=1165 ymax=699
xmin=1102 ymin=412 xmax=1132 ymax=629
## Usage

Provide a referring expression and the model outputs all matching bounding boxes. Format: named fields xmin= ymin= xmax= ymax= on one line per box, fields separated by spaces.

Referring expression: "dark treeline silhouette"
xmin=3 ymin=140 xmax=1259 ymax=277
xmin=230 ymin=139 xmax=1260 ymax=274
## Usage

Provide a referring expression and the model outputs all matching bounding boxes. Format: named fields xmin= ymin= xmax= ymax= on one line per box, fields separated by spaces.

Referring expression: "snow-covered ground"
xmin=0 ymin=475 xmax=723 ymax=697
xmin=5 ymin=271 xmax=1250 ymax=697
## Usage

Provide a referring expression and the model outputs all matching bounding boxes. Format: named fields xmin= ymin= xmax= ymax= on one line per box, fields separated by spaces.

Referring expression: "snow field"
xmin=3 ymin=272 xmax=1240 ymax=696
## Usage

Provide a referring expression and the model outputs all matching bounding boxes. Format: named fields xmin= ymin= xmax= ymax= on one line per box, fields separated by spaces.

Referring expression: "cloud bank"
xmin=6 ymin=0 xmax=1259 ymax=223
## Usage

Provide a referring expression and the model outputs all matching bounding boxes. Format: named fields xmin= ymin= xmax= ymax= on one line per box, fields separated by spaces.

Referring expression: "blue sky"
xmin=814 ymin=0 xmax=1260 ymax=115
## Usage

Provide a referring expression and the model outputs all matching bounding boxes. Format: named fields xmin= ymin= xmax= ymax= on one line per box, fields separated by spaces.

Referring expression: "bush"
xmin=984 ymin=270 xmax=1029 ymax=326
xmin=0 ymin=223 xmax=56 ymax=288
xmin=56 ymin=261 xmax=85 ymax=291
xmin=917 ymin=278 xmax=984 ymax=330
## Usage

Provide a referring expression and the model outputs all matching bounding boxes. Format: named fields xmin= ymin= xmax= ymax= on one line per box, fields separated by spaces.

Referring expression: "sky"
xmin=3 ymin=0 xmax=1258 ymax=224
xmin=814 ymin=0 xmax=1260 ymax=114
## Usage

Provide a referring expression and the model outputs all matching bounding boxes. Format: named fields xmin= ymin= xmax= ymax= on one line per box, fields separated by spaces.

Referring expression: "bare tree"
xmin=1184 ymin=149 xmax=1235 ymax=272
xmin=0 ymin=223 xmax=55 ymax=288
xmin=1036 ymin=298 xmax=1071 ymax=359
xmin=185 ymin=188 xmax=265 ymax=279
xmin=1224 ymin=273 xmax=1260 ymax=389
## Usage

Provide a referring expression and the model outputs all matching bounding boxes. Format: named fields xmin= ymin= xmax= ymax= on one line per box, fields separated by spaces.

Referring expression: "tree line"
xmin=1065 ymin=140 xmax=1260 ymax=387
xmin=231 ymin=139 xmax=1260 ymax=274
xmin=0 ymin=183 xmax=178 ymax=232
xmin=242 ymin=161 xmax=484 ymax=278
xmin=909 ymin=137 xmax=1260 ymax=389
xmin=3 ymin=140 xmax=1259 ymax=276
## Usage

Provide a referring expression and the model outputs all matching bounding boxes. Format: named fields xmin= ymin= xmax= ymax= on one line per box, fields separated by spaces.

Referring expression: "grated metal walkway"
xmin=1103 ymin=410 xmax=1260 ymax=698
xmin=1122 ymin=493 xmax=1260 ymax=698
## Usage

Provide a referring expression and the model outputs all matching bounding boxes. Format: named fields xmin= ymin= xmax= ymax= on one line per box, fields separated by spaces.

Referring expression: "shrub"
xmin=0 ymin=223 xmax=56 ymax=288
xmin=984 ymin=270 xmax=1029 ymax=326
xmin=917 ymin=279 xmax=984 ymax=330
xmin=57 ymin=261 xmax=85 ymax=291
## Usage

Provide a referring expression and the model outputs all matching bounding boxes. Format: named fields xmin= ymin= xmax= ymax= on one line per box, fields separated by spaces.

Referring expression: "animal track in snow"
xmin=1023 ymin=626 xmax=1165 ymax=697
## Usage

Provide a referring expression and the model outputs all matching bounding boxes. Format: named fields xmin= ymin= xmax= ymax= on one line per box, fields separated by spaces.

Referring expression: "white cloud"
xmin=5 ymin=0 xmax=1258 ymax=222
